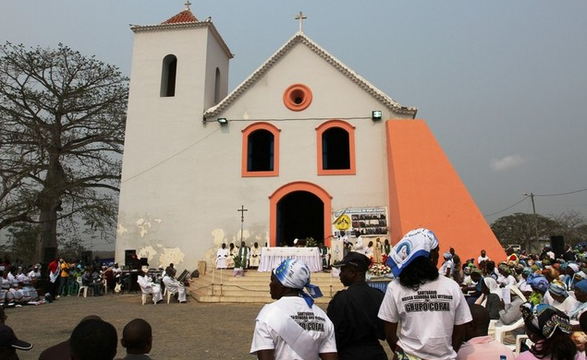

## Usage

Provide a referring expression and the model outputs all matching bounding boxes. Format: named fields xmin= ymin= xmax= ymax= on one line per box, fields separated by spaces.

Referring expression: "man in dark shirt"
xmin=327 ymin=252 xmax=387 ymax=360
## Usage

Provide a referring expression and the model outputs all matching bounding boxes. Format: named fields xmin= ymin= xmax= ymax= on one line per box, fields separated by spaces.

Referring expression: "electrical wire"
xmin=534 ymin=187 xmax=587 ymax=197
xmin=483 ymin=197 xmax=528 ymax=218
xmin=483 ymin=186 xmax=587 ymax=218
xmin=121 ymin=126 xmax=222 ymax=183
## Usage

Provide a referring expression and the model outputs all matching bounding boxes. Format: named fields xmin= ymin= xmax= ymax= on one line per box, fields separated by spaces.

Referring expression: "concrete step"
xmin=188 ymin=269 xmax=346 ymax=303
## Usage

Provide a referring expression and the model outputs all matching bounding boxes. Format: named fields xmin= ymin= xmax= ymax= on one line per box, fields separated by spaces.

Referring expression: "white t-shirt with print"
xmin=378 ymin=275 xmax=472 ymax=360
xmin=251 ymin=296 xmax=337 ymax=360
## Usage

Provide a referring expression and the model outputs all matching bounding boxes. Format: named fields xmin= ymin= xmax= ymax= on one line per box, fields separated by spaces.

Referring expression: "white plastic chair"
xmin=139 ymin=284 xmax=155 ymax=305
xmin=76 ymin=277 xmax=93 ymax=297
xmin=102 ymin=279 xmax=107 ymax=295
xmin=515 ymin=334 xmax=533 ymax=355
xmin=494 ymin=285 xmax=527 ymax=344
xmin=163 ymin=287 xmax=178 ymax=304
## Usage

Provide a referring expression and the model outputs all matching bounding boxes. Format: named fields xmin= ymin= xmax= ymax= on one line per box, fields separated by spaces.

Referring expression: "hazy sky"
xmin=1 ymin=1 xmax=586 ymax=249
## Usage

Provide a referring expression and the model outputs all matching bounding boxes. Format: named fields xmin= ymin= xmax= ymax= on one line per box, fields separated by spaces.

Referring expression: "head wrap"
xmin=498 ymin=263 xmax=512 ymax=275
xmin=482 ymin=277 xmax=501 ymax=297
xmin=549 ymin=281 xmax=568 ymax=298
xmin=520 ymin=302 xmax=572 ymax=339
xmin=522 ymin=267 xmax=533 ymax=276
xmin=569 ymin=263 xmax=580 ymax=273
xmin=443 ymin=252 xmax=452 ymax=260
xmin=273 ymin=259 xmax=322 ymax=307
xmin=527 ymin=274 xmax=549 ymax=293
xmin=575 ymin=279 xmax=587 ymax=294
xmin=386 ymin=228 xmax=439 ymax=277
xmin=575 ymin=271 xmax=587 ymax=281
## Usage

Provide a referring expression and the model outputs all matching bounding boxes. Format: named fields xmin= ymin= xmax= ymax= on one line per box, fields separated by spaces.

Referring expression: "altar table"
xmin=258 ymin=247 xmax=322 ymax=272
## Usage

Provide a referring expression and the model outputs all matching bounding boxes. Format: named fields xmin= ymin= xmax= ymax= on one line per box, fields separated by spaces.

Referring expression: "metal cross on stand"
xmin=237 ymin=205 xmax=248 ymax=244
xmin=295 ymin=11 xmax=307 ymax=33
xmin=184 ymin=1 xmax=192 ymax=10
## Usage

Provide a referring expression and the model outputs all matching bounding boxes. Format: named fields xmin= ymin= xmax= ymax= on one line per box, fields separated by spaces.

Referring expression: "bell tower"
xmin=116 ymin=4 xmax=233 ymax=265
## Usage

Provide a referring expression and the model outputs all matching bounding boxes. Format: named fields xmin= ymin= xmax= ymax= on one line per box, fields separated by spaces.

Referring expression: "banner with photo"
xmin=332 ymin=207 xmax=388 ymax=238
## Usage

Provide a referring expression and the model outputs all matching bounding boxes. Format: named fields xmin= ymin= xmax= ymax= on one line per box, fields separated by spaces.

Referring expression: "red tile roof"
xmin=162 ymin=10 xmax=198 ymax=24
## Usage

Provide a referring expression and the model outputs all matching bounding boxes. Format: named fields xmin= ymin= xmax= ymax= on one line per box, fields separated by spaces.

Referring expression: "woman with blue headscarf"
xmin=250 ymin=259 xmax=337 ymax=360
xmin=378 ymin=228 xmax=472 ymax=360
xmin=518 ymin=302 xmax=584 ymax=360
xmin=545 ymin=280 xmax=577 ymax=314
xmin=527 ymin=274 xmax=549 ymax=305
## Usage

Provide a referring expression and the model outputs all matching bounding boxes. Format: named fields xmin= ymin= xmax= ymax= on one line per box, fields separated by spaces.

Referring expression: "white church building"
xmin=115 ymin=5 xmax=504 ymax=272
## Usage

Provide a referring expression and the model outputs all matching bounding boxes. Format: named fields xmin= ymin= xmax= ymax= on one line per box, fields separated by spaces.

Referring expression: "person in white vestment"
xmin=251 ymin=258 xmax=337 ymax=360
xmin=216 ymin=243 xmax=229 ymax=269
xmin=250 ymin=242 xmax=261 ymax=268
xmin=162 ymin=268 xmax=186 ymax=303
xmin=137 ymin=270 xmax=163 ymax=304
xmin=227 ymin=243 xmax=237 ymax=268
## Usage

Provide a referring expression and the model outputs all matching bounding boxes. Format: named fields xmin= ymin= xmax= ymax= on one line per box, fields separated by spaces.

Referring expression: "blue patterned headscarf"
xmin=527 ymin=274 xmax=549 ymax=293
xmin=520 ymin=302 xmax=572 ymax=339
xmin=273 ymin=259 xmax=323 ymax=307
xmin=549 ymin=281 xmax=568 ymax=298
xmin=386 ymin=228 xmax=439 ymax=277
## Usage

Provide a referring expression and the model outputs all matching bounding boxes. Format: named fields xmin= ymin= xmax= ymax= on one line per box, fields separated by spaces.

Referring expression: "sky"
xmin=1 ymin=1 xmax=587 ymax=249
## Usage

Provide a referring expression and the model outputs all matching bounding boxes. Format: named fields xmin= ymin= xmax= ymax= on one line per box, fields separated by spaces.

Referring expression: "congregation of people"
xmin=250 ymin=228 xmax=587 ymax=360
xmin=5 ymin=229 xmax=587 ymax=359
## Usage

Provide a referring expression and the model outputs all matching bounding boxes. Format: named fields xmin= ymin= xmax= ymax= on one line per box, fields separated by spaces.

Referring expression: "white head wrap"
xmin=386 ymin=228 xmax=439 ymax=277
xmin=273 ymin=259 xmax=323 ymax=307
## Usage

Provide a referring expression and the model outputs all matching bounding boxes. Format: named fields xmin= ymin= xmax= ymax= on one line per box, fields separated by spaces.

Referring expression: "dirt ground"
xmin=7 ymin=291 xmax=393 ymax=359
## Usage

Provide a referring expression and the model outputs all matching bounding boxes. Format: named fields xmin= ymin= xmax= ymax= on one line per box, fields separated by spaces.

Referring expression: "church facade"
xmin=115 ymin=6 xmax=505 ymax=272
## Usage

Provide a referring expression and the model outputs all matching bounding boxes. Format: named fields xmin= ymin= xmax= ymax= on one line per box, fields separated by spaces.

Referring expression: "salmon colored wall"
xmin=385 ymin=120 xmax=506 ymax=264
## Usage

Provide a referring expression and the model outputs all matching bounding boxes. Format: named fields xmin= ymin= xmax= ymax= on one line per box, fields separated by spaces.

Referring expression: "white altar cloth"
xmin=258 ymin=247 xmax=322 ymax=272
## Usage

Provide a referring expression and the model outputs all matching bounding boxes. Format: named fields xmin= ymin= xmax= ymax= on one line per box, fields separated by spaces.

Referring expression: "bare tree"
xmin=491 ymin=212 xmax=559 ymax=253
xmin=0 ymin=42 xmax=128 ymax=263
xmin=550 ymin=210 xmax=587 ymax=246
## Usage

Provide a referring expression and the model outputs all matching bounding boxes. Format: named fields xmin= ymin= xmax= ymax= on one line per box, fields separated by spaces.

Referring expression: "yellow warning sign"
xmin=334 ymin=214 xmax=351 ymax=231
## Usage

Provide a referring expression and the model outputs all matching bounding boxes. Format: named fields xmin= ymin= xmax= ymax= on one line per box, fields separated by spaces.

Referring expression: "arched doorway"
xmin=269 ymin=181 xmax=332 ymax=247
xmin=277 ymin=191 xmax=323 ymax=246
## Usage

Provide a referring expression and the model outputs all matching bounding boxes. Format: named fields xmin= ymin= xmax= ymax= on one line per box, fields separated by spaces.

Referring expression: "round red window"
xmin=283 ymin=84 xmax=312 ymax=111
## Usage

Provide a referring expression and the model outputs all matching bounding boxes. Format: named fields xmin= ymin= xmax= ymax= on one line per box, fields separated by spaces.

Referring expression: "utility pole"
xmin=523 ymin=192 xmax=539 ymax=252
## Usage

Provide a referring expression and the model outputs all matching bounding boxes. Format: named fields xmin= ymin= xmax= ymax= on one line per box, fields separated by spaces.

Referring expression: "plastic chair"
xmin=69 ymin=277 xmax=80 ymax=295
xmin=102 ymin=279 xmax=107 ymax=295
xmin=515 ymin=334 xmax=533 ymax=355
xmin=487 ymin=319 xmax=498 ymax=338
xmin=494 ymin=285 xmax=527 ymax=345
xmin=163 ymin=288 xmax=178 ymax=304
xmin=494 ymin=317 xmax=524 ymax=344
xmin=77 ymin=277 xmax=93 ymax=298
xmin=139 ymin=284 xmax=156 ymax=305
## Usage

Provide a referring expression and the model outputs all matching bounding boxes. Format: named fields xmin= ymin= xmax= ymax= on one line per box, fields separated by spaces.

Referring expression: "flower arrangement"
xmin=368 ymin=262 xmax=391 ymax=277
xmin=305 ymin=237 xmax=317 ymax=247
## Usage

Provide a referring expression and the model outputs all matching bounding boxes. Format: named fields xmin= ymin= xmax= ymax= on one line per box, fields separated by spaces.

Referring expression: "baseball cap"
xmin=0 ymin=324 xmax=32 ymax=351
xmin=332 ymin=252 xmax=370 ymax=272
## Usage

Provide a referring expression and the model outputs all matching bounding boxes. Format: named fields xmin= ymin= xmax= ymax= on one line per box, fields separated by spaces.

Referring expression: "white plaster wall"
xmin=117 ymin=34 xmax=414 ymax=272
xmin=116 ymin=25 xmax=231 ymax=271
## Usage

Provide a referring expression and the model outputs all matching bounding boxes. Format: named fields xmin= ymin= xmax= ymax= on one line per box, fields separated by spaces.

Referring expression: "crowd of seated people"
xmin=445 ymin=244 xmax=587 ymax=356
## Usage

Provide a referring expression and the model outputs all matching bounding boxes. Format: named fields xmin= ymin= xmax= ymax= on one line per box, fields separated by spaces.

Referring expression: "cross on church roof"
xmin=184 ymin=1 xmax=192 ymax=10
xmin=295 ymin=11 xmax=307 ymax=33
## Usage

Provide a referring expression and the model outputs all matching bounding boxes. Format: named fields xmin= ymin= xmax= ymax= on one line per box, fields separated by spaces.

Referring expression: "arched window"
xmin=316 ymin=120 xmax=356 ymax=175
xmin=161 ymin=55 xmax=177 ymax=97
xmin=214 ymin=67 xmax=221 ymax=104
xmin=242 ymin=123 xmax=280 ymax=177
